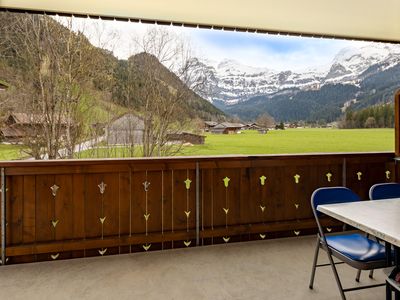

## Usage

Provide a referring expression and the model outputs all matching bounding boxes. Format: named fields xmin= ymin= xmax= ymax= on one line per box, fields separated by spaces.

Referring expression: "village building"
xmin=204 ymin=121 xmax=217 ymax=132
xmin=166 ymin=132 xmax=205 ymax=145
xmin=0 ymin=113 xmax=70 ymax=143
xmin=210 ymin=122 xmax=244 ymax=134
xmin=106 ymin=113 xmax=144 ymax=145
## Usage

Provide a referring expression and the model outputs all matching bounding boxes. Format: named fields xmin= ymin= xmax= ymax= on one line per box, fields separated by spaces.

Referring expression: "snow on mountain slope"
xmin=201 ymin=43 xmax=400 ymax=105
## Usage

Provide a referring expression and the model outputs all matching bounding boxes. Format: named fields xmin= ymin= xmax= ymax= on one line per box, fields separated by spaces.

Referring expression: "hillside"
xmin=113 ymin=52 xmax=225 ymax=121
xmin=0 ymin=12 xmax=225 ymax=125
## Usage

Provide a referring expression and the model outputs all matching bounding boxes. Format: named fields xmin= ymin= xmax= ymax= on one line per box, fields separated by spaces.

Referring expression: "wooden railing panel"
xmin=0 ymin=152 xmax=396 ymax=264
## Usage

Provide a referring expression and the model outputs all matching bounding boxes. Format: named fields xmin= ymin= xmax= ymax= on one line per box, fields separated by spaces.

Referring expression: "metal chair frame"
xmin=309 ymin=187 xmax=387 ymax=300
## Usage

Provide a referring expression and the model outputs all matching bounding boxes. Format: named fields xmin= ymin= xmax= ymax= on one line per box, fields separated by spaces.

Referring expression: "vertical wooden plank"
xmin=35 ymin=175 xmax=54 ymax=242
xmin=72 ymin=174 xmax=85 ymax=239
xmin=84 ymin=174 xmax=103 ymax=239
xmin=162 ymin=170 xmax=173 ymax=249
xmin=8 ymin=176 xmax=23 ymax=245
xmin=119 ymin=172 xmax=131 ymax=253
xmin=71 ymin=173 xmax=85 ymax=259
xmin=131 ymin=171 xmax=147 ymax=236
xmin=145 ymin=171 xmax=163 ymax=234
xmin=54 ymin=175 xmax=73 ymax=241
xmin=22 ymin=176 xmax=36 ymax=244
xmin=102 ymin=173 xmax=119 ymax=238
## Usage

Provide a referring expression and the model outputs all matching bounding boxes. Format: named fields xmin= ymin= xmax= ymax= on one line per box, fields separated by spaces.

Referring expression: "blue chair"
xmin=309 ymin=187 xmax=387 ymax=300
xmin=369 ymin=182 xmax=400 ymax=201
xmin=355 ymin=183 xmax=400 ymax=282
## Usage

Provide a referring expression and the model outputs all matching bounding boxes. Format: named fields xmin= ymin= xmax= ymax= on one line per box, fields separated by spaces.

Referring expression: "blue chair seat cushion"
xmin=325 ymin=233 xmax=386 ymax=262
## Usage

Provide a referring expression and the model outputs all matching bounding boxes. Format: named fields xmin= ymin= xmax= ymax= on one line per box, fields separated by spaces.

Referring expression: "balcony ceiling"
xmin=1 ymin=0 xmax=400 ymax=42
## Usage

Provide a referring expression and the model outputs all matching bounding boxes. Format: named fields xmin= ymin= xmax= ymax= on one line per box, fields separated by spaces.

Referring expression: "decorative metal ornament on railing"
xmin=223 ymin=177 xmax=230 ymax=188
xmin=259 ymin=205 xmax=266 ymax=212
xmin=326 ymin=172 xmax=332 ymax=182
xmin=184 ymin=240 xmax=191 ymax=247
xmin=259 ymin=175 xmax=267 ymax=186
xmin=50 ymin=184 xmax=60 ymax=197
xmin=98 ymin=182 xmax=107 ymax=194
xmin=98 ymin=248 xmax=107 ymax=256
xmin=356 ymin=171 xmax=362 ymax=181
xmin=184 ymin=178 xmax=192 ymax=190
xmin=142 ymin=181 xmax=150 ymax=192
xmin=142 ymin=244 xmax=151 ymax=251
xmin=51 ymin=219 xmax=59 ymax=228
xmin=259 ymin=234 xmax=266 ymax=239
xmin=294 ymin=203 xmax=299 ymax=209
xmin=99 ymin=216 xmax=106 ymax=224
xmin=294 ymin=230 xmax=300 ymax=236
xmin=51 ymin=253 xmax=60 ymax=260
xmin=294 ymin=174 xmax=300 ymax=184
xmin=385 ymin=170 xmax=391 ymax=180
xmin=223 ymin=236 xmax=230 ymax=243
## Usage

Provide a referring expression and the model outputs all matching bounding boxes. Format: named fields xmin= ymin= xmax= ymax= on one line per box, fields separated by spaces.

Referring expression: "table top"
xmin=317 ymin=198 xmax=400 ymax=248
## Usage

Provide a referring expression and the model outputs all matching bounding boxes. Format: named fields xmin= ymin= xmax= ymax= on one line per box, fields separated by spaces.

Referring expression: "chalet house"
xmin=106 ymin=113 xmax=144 ymax=145
xmin=0 ymin=113 xmax=69 ymax=142
xmin=210 ymin=122 xmax=244 ymax=134
xmin=166 ymin=132 xmax=205 ymax=145
xmin=204 ymin=121 xmax=217 ymax=132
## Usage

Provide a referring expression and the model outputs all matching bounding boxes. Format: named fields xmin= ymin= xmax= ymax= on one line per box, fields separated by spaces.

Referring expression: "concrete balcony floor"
xmin=0 ymin=235 xmax=386 ymax=300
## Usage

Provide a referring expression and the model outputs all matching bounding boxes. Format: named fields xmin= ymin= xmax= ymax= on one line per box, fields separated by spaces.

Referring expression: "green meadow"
xmin=0 ymin=144 xmax=28 ymax=160
xmin=0 ymin=128 xmax=395 ymax=160
xmin=180 ymin=128 xmax=394 ymax=156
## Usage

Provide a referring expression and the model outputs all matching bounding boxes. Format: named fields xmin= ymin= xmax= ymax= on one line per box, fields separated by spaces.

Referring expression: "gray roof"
xmin=213 ymin=122 xmax=244 ymax=129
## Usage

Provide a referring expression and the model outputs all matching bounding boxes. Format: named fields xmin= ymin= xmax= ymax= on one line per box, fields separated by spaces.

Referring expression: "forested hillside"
xmin=0 ymin=12 xmax=225 ymax=158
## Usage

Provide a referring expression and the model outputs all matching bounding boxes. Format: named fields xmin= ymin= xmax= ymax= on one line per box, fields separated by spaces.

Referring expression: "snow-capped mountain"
xmin=202 ymin=43 xmax=400 ymax=105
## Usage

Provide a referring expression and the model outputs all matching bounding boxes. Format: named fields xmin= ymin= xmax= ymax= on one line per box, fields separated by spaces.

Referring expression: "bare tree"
xmin=256 ymin=112 xmax=276 ymax=128
xmin=0 ymin=13 xmax=113 ymax=159
xmin=128 ymin=27 xmax=209 ymax=157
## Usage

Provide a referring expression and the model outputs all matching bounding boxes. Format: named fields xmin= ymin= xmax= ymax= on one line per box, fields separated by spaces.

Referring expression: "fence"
xmin=0 ymin=152 xmax=396 ymax=264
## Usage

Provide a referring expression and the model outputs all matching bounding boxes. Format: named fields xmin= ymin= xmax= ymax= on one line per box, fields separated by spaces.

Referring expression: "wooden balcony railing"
xmin=0 ymin=152 xmax=396 ymax=264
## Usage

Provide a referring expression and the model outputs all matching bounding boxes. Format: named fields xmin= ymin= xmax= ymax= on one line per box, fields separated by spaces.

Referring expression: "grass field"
xmin=180 ymin=128 xmax=394 ymax=156
xmin=0 ymin=128 xmax=395 ymax=160
xmin=0 ymin=144 xmax=28 ymax=160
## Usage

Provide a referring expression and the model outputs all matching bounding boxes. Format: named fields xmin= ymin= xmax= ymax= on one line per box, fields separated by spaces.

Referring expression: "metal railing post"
xmin=196 ymin=162 xmax=200 ymax=246
xmin=1 ymin=168 xmax=6 ymax=265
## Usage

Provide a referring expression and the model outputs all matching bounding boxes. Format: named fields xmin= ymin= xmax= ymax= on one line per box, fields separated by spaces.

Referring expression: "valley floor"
xmin=180 ymin=128 xmax=394 ymax=156
xmin=0 ymin=128 xmax=394 ymax=160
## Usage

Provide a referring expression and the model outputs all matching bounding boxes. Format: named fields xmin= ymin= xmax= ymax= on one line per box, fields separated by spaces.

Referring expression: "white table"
xmin=317 ymin=198 xmax=400 ymax=300
xmin=318 ymin=198 xmax=400 ymax=248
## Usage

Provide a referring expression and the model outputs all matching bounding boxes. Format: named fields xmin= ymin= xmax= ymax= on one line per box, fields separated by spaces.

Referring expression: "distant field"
xmin=180 ymin=128 xmax=394 ymax=156
xmin=0 ymin=128 xmax=395 ymax=160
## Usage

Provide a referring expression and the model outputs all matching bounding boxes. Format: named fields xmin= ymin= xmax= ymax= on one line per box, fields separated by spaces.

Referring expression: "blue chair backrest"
xmin=369 ymin=183 xmax=400 ymax=200
xmin=311 ymin=187 xmax=360 ymax=217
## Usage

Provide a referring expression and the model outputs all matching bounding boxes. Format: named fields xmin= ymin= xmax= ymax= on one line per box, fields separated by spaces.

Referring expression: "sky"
xmin=61 ymin=17 xmax=370 ymax=72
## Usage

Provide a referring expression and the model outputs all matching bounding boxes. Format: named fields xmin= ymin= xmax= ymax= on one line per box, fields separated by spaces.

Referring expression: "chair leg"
xmin=355 ymin=269 xmax=361 ymax=282
xmin=325 ymin=247 xmax=346 ymax=300
xmin=309 ymin=237 xmax=320 ymax=289
xmin=369 ymin=270 xmax=374 ymax=279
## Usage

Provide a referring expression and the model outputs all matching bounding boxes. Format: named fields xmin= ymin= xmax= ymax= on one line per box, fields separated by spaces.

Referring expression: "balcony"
xmin=0 ymin=152 xmax=395 ymax=299
xmin=0 ymin=235 xmax=386 ymax=299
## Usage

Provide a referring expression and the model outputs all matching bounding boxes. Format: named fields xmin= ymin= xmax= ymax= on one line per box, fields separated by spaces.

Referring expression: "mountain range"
xmin=199 ymin=43 xmax=400 ymax=122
